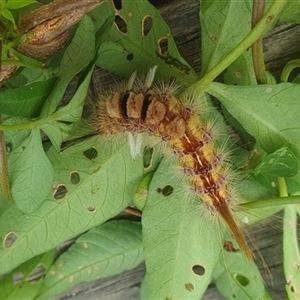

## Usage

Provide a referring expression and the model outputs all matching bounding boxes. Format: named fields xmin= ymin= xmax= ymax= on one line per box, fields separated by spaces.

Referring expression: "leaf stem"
xmin=9 ymin=47 xmax=44 ymax=69
xmin=0 ymin=51 xmax=12 ymax=200
xmin=251 ymin=0 xmax=267 ymax=84
xmin=278 ymin=176 xmax=288 ymax=197
xmin=280 ymin=59 xmax=300 ymax=82
xmin=1 ymin=59 xmax=26 ymax=67
xmin=0 ymin=126 xmax=12 ymax=200
xmin=283 ymin=205 xmax=300 ymax=300
xmin=191 ymin=0 xmax=287 ymax=90
xmin=0 ymin=120 xmax=40 ymax=131
xmin=240 ymin=194 xmax=300 ymax=210
xmin=241 ymin=177 xmax=291 ymax=212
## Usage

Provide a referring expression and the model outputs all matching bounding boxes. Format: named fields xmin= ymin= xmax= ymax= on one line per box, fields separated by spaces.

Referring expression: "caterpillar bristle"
xmin=91 ymin=67 xmax=254 ymax=260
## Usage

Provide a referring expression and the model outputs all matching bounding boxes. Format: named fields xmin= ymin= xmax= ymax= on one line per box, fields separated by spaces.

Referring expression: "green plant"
xmin=0 ymin=0 xmax=300 ymax=299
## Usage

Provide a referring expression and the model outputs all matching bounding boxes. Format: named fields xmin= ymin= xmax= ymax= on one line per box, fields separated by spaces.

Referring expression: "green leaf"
xmin=213 ymin=250 xmax=265 ymax=300
xmin=142 ymin=158 xmax=221 ymax=299
xmin=133 ymin=171 xmax=154 ymax=211
xmin=0 ymin=250 xmax=55 ymax=299
xmin=36 ymin=220 xmax=143 ymax=299
xmin=283 ymin=206 xmax=300 ymax=300
xmin=87 ymin=2 xmax=115 ymax=47
xmin=40 ymin=122 xmax=73 ymax=153
xmin=278 ymin=0 xmax=300 ymax=23
xmin=207 ymin=82 xmax=300 ymax=160
xmin=96 ymin=0 xmax=197 ymax=85
xmin=1 ymin=8 xmax=15 ymax=23
xmin=3 ymin=119 xmax=31 ymax=151
xmin=0 ymin=137 xmax=144 ymax=275
xmin=41 ymin=15 xmax=95 ymax=117
xmin=0 ymin=78 xmax=55 ymax=118
xmin=8 ymin=129 xmax=54 ymax=214
xmin=223 ymin=50 xmax=257 ymax=85
xmin=55 ymin=65 xmax=94 ymax=123
xmin=235 ymin=172 xmax=282 ymax=225
xmin=58 ymin=16 xmax=95 ymax=81
xmin=200 ymin=0 xmax=251 ymax=75
xmin=133 ymin=147 xmax=161 ymax=211
xmin=254 ymin=146 xmax=298 ymax=177
xmin=286 ymin=178 xmax=300 ymax=195
xmin=5 ymin=0 xmax=36 ymax=9
xmin=9 ymin=48 xmax=44 ymax=71
xmin=40 ymin=64 xmax=94 ymax=151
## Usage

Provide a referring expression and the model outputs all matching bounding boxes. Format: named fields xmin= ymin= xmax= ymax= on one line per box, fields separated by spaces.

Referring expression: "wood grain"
xmin=56 ymin=0 xmax=300 ymax=299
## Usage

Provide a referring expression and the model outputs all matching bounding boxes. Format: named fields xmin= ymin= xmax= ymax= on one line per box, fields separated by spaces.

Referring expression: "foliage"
xmin=0 ymin=0 xmax=300 ymax=299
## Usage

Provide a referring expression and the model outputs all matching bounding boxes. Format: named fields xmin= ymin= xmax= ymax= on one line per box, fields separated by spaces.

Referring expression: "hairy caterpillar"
xmin=91 ymin=66 xmax=253 ymax=260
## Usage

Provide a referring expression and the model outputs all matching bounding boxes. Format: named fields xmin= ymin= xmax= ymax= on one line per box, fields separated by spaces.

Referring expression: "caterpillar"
xmin=91 ymin=66 xmax=253 ymax=260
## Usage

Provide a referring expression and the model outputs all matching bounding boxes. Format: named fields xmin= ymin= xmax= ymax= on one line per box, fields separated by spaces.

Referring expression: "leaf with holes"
xmin=3 ymin=119 xmax=31 ymax=153
xmin=207 ymin=82 xmax=300 ymax=161
xmin=35 ymin=220 xmax=143 ymax=299
xmin=0 ymin=136 xmax=144 ymax=275
xmin=96 ymin=0 xmax=197 ymax=85
xmin=8 ymin=129 xmax=54 ymax=214
xmin=213 ymin=250 xmax=265 ymax=299
xmin=200 ymin=0 xmax=252 ymax=75
xmin=142 ymin=158 xmax=221 ymax=299
xmin=0 ymin=249 xmax=55 ymax=300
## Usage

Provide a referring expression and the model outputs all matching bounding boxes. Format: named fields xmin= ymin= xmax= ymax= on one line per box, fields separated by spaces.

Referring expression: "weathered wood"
xmin=55 ymin=0 xmax=300 ymax=299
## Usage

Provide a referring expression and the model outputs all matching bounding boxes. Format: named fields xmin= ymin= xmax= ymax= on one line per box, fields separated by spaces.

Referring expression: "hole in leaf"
xmin=143 ymin=147 xmax=154 ymax=169
xmin=53 ymin=184 xmax=67 ymax=200
xmin=58 ymin=120 xmax=72 ymax=125
xmin=127 ymin=53 xmax=133 ymax=61
xmin=12 ymin=272 xmax=24 ymax=284
xmin=291 ymin=285 xmax=295 ymax=292
xmin=27 ymin=264 xmax=46 ymax=282
xmin=112 ymin=0 xmax=122 ymax=10
xmin=87 ymin=206 xmax=96 ymax=212
xmin=157 ymin=185 xmax=173 ymax=196
xmin=3 ymin=232 xmax=18 ymax=248
xmin=142 ymin=15 xmax=152 ymax=36
xmin=6 ymin=142 xmax=13 ymax=153
xmin=185 ymin=282 xmax=194 ymax=292
xmin=234 ymin=274 xmax=250 ymax=286
xmin=70 ymin=171 xmax=80 ymax=184
xmin=192 ymin=264 xmax=205 ymax=276
xmin=83 ymin=147 xmax=98 ymax=159
xmin=114 ymin=15 xmax=127 ymax=33
xmin=223 ymin=240 xmax=239 ymax=253
xmin=158 ymin=37 xmax=168 ymax=55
